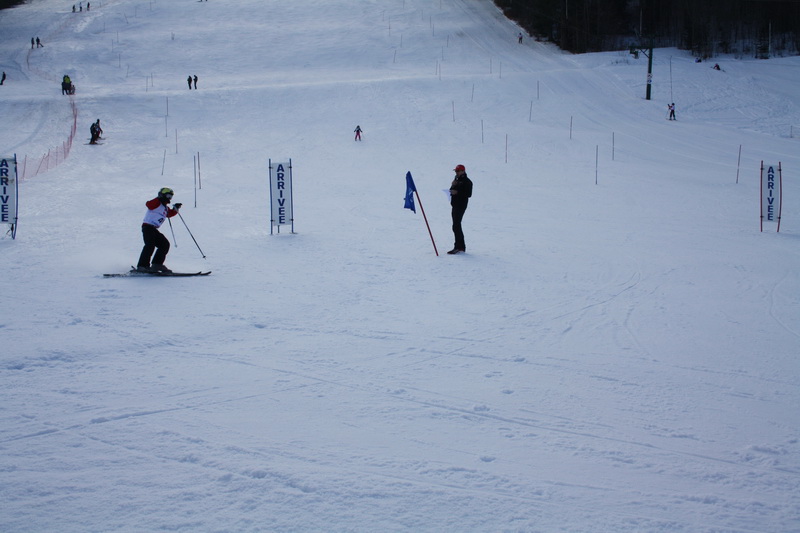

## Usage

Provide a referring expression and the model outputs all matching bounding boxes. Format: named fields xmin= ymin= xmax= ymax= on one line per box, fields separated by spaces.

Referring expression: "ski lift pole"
xmin=646 ymin=38 xmax=654 ymax=100
xmin=177 ymin=211 xmax=206 ymax=258
xmin=629 ymin=38 xmax=654 ymax=100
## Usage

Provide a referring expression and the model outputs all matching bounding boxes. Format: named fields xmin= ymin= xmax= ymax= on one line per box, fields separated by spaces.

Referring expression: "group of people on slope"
xmin=61 ymin=74 xmax=75 ymax=95
xmin=138 ymin=164 xmax=473 ymax=272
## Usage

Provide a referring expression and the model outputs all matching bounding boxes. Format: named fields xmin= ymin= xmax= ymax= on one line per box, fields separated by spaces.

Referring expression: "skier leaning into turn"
xmin=136 ymin=188 xmax=182 ymax=273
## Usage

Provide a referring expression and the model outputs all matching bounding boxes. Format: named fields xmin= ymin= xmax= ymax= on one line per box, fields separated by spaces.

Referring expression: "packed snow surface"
xmin=1 ymin=0 xmax=799 ymax=531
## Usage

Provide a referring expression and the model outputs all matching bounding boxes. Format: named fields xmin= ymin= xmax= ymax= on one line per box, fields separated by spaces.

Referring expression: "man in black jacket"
xmin=448 ymin=164 xmax=472 ymax=254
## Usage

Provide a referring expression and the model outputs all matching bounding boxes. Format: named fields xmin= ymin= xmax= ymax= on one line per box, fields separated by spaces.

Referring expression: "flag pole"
xmin=414 ymin=190 xmax=438 ymax=256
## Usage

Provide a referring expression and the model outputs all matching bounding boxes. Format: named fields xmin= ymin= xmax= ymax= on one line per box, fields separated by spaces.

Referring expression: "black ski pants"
xmin=451 ymin=203 xmax=468 ymax=251
xmin=138 ymin=223 xmax=170 ymax=268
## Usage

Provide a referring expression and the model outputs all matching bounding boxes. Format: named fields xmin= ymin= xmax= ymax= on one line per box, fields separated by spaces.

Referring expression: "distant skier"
xmin=87 ymin=2 xmax=90 ymax=10
xmin=713 ymin=63 xmax=721 ymax=71
xmin=89 ymin=119 xmax=103 ymax=144
xmin=187 ymin=75 xmax=192 ymax=89
xmin=354 ymin=125 xmax=362 ymax=141
xmin=193 ymin=75 xmax=198 ymax=89
xmin=31 ymin=38 xmax=35 ymax=49
xmin=61 ymin=75 xmax=71 ymax=95
xmin=447 ymin=164 xmax=473 ymax=254
xmin=518 ymin=32 xmax=523 ymax=44
xmin=1 ymin=72 xmax=6 ymax=85
xmin=137 ymin=188 xmax=182 ymax=273
xmin=668 ymin=103 xmax=676 ymax=121
xmin=36 ymin=37 xmax=43 ymax=48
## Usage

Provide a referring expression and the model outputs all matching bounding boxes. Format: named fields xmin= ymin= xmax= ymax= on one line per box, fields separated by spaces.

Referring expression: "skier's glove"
xmin=173 ymin=203 xmax=182 ymax=210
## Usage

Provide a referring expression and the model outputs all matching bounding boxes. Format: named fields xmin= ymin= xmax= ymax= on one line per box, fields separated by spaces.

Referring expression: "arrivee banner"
xmin=269 ymin=159 xmax=294 ymax=234
xmin=1 ymin=155 xmax=18 ymax=239
xmin=761 ymin=162 xmax=782 ymax=232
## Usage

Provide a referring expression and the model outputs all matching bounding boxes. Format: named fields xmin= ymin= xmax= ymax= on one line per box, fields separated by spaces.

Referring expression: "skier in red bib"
xmin=136 ymin=188 xmax=182 ymax=273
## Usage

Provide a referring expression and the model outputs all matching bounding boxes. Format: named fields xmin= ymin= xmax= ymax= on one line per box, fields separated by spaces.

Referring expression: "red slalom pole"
xmin=415 ymin=190 xmax=438 ymax=256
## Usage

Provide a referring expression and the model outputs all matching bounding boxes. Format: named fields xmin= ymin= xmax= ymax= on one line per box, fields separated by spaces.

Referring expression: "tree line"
xmin=0 ymin=0 xmax=25 ymax=9
xmin=494 ymin=0 xmax=800 ymax=57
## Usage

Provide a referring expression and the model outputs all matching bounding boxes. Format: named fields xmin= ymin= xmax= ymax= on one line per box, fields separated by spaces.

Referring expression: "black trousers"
xmin=138 ymin=224 xmax=170 ymax=267
xmin=451 ymin=204 xmax=467 ymax=251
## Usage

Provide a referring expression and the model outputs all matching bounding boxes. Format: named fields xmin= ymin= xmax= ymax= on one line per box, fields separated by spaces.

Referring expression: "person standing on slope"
xmin=137 ymin=188 xmax=182 ymax=273
xmin=448 ymin=164 xmax=472 ymax=254
xmin=354 ymin=125 xmax=362 ymax=141
xmin=668 ymin=103 xmax=676 ymax=121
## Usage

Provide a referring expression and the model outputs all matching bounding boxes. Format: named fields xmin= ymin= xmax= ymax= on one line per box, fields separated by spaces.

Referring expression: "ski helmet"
xmin=158 ymin=187 xmax=174 ymax=200
xmin=453 ymin=164 xmax=466 ymax=172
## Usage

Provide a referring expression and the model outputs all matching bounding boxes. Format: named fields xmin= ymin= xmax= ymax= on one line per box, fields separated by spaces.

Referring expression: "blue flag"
xmin=404 ymin=171 xmax=416 ymax=213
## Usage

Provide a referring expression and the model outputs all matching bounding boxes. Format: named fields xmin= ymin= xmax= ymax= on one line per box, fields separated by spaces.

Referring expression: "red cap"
xmin=454 ymin=164 xmax=466 ymax=172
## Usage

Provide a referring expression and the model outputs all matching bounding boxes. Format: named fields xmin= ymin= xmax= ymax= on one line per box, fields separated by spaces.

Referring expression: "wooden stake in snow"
xmin=612 ymin=132 xmax=615 ymax=161
xmin=193 ymin=154 xmax=198 ymax=207
xmin=595 ymin=145 xmax=599 ymax=184
xmin=736 ymin=145 xmax=742 ymax=184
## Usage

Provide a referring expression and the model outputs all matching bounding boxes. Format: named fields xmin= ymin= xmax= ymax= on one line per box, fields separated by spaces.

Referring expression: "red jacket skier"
xmin=136 ymin=187 xmax=181 ymax=273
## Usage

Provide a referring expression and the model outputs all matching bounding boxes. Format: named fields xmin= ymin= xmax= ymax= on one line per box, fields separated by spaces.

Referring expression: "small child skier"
xmin=137 ymin=188 xmax=182 ymax=273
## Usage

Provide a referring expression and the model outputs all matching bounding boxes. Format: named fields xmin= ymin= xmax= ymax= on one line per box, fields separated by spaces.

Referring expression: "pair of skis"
xmin=104 ymin=267 xmax=210 ymax=278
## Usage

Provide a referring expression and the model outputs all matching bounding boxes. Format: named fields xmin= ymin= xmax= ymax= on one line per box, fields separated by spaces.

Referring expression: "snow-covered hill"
xmin=1 ymin=0 xmax=798 ymax=531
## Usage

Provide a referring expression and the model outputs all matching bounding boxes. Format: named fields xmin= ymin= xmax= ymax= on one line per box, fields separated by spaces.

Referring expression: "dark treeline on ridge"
xmin=494 ymin=0 xmax=800 ymax=57
xmin=0 ymin=0 xmax=26 ymax=9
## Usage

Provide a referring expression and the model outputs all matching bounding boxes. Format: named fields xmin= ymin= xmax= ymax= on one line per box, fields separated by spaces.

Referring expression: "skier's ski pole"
xmin=177 ymin=211 xmax=206 ymax=258
xmin=167 ymin=217 xmax=177 ymax=247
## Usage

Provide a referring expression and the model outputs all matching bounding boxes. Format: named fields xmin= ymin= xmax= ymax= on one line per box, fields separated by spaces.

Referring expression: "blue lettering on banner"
xmin=275 ymin=164 xmax=286 ymax=224
xmin=766 ymin=166 xmax=776 ymax=221
xmin=0 ymin=159 xmax=9 ymax=222
xmin=270 ymin=161 xmax=293 ymax=229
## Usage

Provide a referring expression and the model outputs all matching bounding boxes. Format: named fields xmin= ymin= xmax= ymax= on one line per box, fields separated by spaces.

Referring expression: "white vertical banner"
xmin=760 ymin=161 xmax=782 ymax=232
xmin=269 ymin=159 xmax=294 ymax=234
xmin=1 ymin=155 xmax=19 ymax=239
